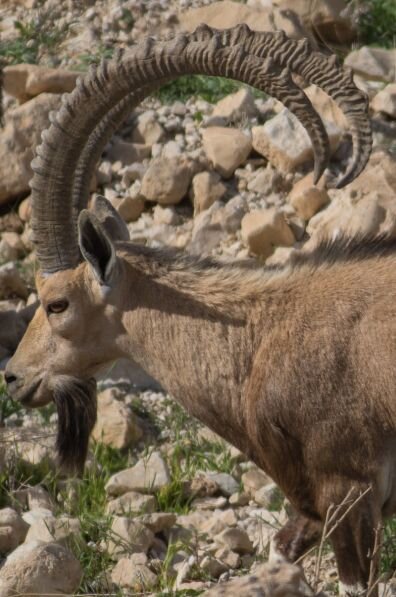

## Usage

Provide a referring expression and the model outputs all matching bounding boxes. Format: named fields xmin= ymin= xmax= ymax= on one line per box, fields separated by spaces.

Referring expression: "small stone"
xmin=229 ymin=492 xmax=249 ymax=507
xmin=371 ymin=84 xmax=396 ymax=119
xmin=0 ymin=508 xmax=29 ymax=554
xmin=106 ymin=517 xmax=154 ymax=558
xmin=214 ymin=527 xmax=254 ymax=555
xmin=12 ymin=486 xmax=54 ymax=512
xmin=18 ymin=197 xmax=31 ymax=222
xmin=141 ymin=157 xmax=192 ymax=205
xmin=213 ymin=88 xmax=258 ymax=122
xmin=200 ymin=555 xmax=228 ymax=579
xmin=153 ymin=205 xmax=180 ymax=226
xmin=193 ymin=496 xmax=228 ymax=510
xmin=0 ymin=264 xmax=28 ymax=300
xmin=93 ymin=388 xmax=143 ymax=449
xmin=0 ymin=541 xmax=82 ymax=597
xmin=96 ymin=161 xmax=113 ymax=185
xmin=117 ymin=195 xmax=145 ymax=223
xmin=241 ymin=209 xmax=295 ymax=258
xmin=254 ymin=483 xmax=282 ymax=509
xmin=105 ymin=452 xmax=171 ymax=496
xmin=132 ymin=110 xmax=165 ymax=145
xmin=202 ymin=472 xmax=239 ymax=497
xmin=241 ymin=468 xmax=272 ymax=495
xmin=191 ymin=171 xmax=227 ymax=215
xmin=202 ymin=127 xmax=252 ymax=178
xmin=138 ymin=512 xmax=177 ymax=534
xmin=215 ymin=547 xmax=241 ymax=569
xmin=106 ymin=492 xmax=157 ymax=516
xmin=289 ymin=174 xmax=329 ymax=220
xmin=111 ymin=555 xmax=158 ymax=591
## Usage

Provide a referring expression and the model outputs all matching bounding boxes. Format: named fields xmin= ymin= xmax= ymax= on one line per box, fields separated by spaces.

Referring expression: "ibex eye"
xmin=47 ymin=300 xmax=69 ymax=314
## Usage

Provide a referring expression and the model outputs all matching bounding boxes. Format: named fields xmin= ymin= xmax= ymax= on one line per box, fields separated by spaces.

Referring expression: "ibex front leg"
xmin=319 ymin=483 xmax=381 ymax=597
xmin=270 ymin=514 xmax=322 ymax=563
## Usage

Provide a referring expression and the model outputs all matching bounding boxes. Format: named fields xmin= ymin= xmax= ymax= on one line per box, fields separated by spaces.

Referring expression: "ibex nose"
xmin=4 ymin=371 xmax=18 ymax=386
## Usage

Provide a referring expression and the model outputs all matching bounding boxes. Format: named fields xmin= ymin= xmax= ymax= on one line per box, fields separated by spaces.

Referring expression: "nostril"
xmin=4 ymin=372 xmax=17 ymax=385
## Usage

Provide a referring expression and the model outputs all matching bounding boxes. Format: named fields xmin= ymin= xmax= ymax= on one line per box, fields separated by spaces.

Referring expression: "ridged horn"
xmin=30 ymin=25 xmax=371 ymax=274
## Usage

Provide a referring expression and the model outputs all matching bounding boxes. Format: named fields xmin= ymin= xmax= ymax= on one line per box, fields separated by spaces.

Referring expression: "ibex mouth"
xmin=10 ymin=378 xmax=43 ymax=406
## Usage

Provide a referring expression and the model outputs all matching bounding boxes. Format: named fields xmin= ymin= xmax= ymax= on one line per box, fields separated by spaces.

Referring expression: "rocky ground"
xmin=0 ymin=0 xmax=396 ymax=595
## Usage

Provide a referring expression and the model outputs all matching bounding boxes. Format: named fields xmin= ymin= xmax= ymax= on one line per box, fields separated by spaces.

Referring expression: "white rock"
xmin=25 ymin=515 xmax=83 ymax=548
xmin=241 ymin=468 xmax=272 ymax=495
xmin=0 ymin=541 xmax=82 ymax=597
xmin=252 ymin=109 xmax=341 ymax=173
xmin=105 ymin=451 xmax=171 ymax=496
xmin=344 ymin=46 xmax=396 ymax=82
xmin=213 ymin=88 xmax=258 ymax=122
xmin=132 ymin=110 xmax=165 ymax=145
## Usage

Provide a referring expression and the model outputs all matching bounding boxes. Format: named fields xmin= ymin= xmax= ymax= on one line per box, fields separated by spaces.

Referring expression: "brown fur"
xmin=6 ymin=234 xmax=396 ymax=594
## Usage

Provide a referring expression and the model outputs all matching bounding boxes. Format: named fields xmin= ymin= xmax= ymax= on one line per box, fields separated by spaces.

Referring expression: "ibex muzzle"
xmin=6 ymin=25 xmax=392 ymax=596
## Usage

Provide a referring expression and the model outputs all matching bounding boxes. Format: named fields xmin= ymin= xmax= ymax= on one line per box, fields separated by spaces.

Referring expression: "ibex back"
xmin=5 ymin=25 xmax=394 ymax=596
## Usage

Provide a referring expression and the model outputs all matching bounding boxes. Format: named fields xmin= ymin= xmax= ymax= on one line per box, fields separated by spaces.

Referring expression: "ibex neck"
xmin=118 ymin=250 xmax=265 ymax=451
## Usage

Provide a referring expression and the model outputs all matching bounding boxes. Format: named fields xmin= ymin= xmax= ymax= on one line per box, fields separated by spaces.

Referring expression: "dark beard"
xmin=52 ymin=376 xmax=97 ymax=475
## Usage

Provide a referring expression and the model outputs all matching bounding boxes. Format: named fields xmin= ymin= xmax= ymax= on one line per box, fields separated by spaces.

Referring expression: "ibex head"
xmin=5 ymin=24 xmax=372 ymax=471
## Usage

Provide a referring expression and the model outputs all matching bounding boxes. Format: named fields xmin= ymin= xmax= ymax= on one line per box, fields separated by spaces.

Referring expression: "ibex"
xmin=4 ymin=24 xmax=393 ymax=595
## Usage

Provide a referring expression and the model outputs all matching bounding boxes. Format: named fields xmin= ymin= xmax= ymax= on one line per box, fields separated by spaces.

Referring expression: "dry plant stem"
xmin=313 ymin=503 xmax=334 ymax=591
xmin=295 ymin=486 xmax=373 ymax=567
xmin=367 ymin=525 xmax=385 ymax=597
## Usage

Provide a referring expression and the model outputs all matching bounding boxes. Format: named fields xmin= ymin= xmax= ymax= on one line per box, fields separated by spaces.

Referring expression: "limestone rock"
xmin=3 ymin=64 xmax=79 ymax=102
xmin=111 ymin=554 xmax=158 ymax=592
xmin=25 ymin=514 xmax=83 ymax=548
xmin=0 ymin=541 xmax=82 ymax=597
xmin=200 ymin=555 xmax=228 ymax=579
xmin=12 ymin=486 xmax=54 ymax=512
xmin=106 ymin=492 xmax=157 ymax=516
xmin=116 ymin=195 xmax=145 ymax=223
xmin=214 ymin=527 xmax=254 ymax=555
xmin=289 ymin=174 xmax=329 ymax=220
xmin=0 ymin=93 xmax=61 ymax=205
xmin=304 ymin=85 xmax=348 ymax=130
xmin=202 ymin=561 xmax=314 ymax=596
xmin=213 ymin=88 xmax=258 ymax=122
xmin=0 ymin=508 xmax=29 ymax=554
xmin=345 ymin=47 xmax=396 ymax=82
xmin=132 ymin=110 xmax=165 ymax=145
xmin=252 ymin=110 xmax=341 ymax=174
xmin=200 ymin=472 xmax=239 ymax=497
xmin=371 ymin=84 xmax=396 ymax=119
xmin=242 ymin=468 xmax=272 ymax=495
xmin=93 ymin=387 xmax=143 ymax=449
xmin=138 ymin=512 xmax=177 ymax=534
xmin=18 ymin=197 xmax=31 ymax=222
xmin=241 ymin=209 xmax=295 ymax=258
xmin=254 ymin=483 xmax=282 ymax=509
xmin=202 ymin=127 xmax=252 ymax=178
xmin=141 ymin=157 xmax=192 ymax=205
xmin=106 ymin=517 xmax=154 ymax=558
xmin=105 ymin=451 xmax=170 ymax=496
xmin=191 ymin=171 xmax=227 ymax=215
xmin=179 ymin=1 xmax=306 ymax=39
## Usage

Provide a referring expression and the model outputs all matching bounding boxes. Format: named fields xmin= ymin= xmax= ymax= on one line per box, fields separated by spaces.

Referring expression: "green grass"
xmin=0 ymin=12 xmax=72 ymax=65
xmin=348 ymin=0 xmax=396 ymax=47
xmin=382 ymin=517 xmax=396 ymax=575
xmin=156 ymin=75 xmax=261 ymax=105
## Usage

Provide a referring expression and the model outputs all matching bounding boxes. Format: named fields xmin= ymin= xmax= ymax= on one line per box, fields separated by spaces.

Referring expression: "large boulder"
xmin=141 ymin=157 xmax=192 ymax=205
xmin=0 ymin=93 xmax=61 ymax=205
xmin=0 ymin=541 xmax=82 ymax=597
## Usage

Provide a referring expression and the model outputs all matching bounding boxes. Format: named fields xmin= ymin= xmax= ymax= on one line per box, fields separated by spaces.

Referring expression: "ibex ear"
xmin=78 ymin=210 xmax=117 ymax=286
xmin=91 ymin=195 xmax=130 ymax=242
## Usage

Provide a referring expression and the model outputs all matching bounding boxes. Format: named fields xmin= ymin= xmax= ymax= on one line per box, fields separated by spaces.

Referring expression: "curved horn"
xmin=31 ymin=25 xmax=371 ymax=274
